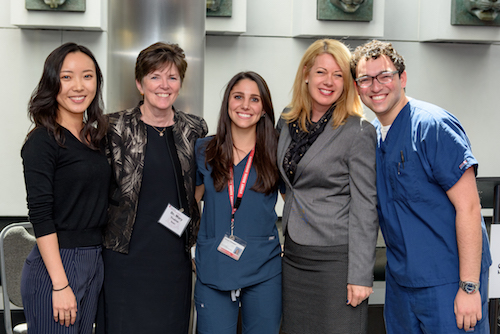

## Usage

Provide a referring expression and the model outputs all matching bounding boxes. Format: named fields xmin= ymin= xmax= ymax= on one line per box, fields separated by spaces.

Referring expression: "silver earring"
xmin=305 ymin=80 xmax=309 ymax=84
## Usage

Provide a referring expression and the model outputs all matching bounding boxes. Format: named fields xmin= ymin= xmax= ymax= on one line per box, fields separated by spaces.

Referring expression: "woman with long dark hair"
xmin=194 ymin=71 xmax=281 ymax=334
xmin=21 ymin=43 xmax=109 ymax=334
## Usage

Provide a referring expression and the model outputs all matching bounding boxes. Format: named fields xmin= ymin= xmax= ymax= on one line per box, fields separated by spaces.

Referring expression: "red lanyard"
xmin=228 ymin=148 xmax=255 ymax=236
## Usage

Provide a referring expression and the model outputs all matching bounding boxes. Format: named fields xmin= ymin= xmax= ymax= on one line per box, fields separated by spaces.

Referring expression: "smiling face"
xmin=228 ymin=78 xmax=264 ymax=133
xmin=56 ymin=51 xmax=97 ymax=123
xmin=305 ymin=53 xmax=344 ymax=117
xmin=355 ymin=55 xmax=408 ymax=126
xmin=136 ymin=63 xmax=181 ymax=115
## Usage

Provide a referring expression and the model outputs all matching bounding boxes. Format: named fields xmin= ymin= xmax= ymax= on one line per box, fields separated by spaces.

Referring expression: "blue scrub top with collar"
xmin=194 ymin=137 xmax=282 ymax=291
xmin=373 ymin=99 xmax=491 ymax=288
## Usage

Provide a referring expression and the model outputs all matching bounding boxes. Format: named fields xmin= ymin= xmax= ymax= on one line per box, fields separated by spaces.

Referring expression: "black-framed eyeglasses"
xmin=355 ymin=71 xmax=399 ymax=88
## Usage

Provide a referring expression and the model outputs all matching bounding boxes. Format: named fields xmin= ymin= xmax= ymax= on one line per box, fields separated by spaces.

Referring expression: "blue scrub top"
xmin=194 ymin=137 xmax=282 ymax=291
xmin=374 ymin=99 xmax=491 ymax=288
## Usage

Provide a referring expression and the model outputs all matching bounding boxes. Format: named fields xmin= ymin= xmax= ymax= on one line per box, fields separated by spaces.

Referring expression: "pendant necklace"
xmin=151 ymin=125 xmax=167 ymax=136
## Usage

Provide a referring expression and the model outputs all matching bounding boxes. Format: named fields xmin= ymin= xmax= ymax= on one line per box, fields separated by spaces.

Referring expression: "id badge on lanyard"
xmin=217 ymin=148 xmax=255 ymax=261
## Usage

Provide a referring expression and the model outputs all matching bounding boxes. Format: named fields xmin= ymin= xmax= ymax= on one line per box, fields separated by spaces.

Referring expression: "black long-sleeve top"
xmin=21 ymin=127 xmax=110 ymax=248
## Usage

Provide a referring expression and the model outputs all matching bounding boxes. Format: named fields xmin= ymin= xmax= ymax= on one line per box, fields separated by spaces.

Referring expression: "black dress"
xmin=99 ymin=125 xmax=192 ymax=334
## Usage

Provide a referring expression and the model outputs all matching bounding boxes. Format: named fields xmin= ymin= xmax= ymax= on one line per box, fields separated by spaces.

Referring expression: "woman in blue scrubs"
xmin=194 ymin=71 xmax=282 ymax=334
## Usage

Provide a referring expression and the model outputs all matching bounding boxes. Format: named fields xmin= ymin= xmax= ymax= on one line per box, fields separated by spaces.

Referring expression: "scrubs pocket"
xmin=389 ymin=159 xmax=421 ymax=203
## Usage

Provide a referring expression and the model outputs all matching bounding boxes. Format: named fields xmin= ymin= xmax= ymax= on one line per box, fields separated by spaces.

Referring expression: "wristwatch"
xmin=459 ymin=280 xmax=480 ymax=294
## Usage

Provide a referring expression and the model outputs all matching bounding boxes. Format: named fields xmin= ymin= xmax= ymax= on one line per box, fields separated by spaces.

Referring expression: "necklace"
xmin=150 ymin=125 xmax=166 ymax=136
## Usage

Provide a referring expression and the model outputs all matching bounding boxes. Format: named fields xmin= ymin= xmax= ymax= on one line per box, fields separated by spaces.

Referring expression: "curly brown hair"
xmin=350 ymin=40 xmax=405 ymax=79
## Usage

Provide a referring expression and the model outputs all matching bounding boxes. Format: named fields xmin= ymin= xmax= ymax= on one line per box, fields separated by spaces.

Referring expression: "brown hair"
xmin=350 ymin=40 xmax=406 ymax=78
xmin=204 ymin=72 xmax=279 ymax=195
xmin=135 ymin=42 xmax=188 ymax=84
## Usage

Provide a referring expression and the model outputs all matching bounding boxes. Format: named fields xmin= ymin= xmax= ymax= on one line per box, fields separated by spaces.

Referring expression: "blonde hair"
xmin=284 ymin=39 xmax=363 ymax=131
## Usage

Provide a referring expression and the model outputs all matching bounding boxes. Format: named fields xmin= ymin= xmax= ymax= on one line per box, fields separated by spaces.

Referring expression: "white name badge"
xmin=217 ymin=233 xmax=247 ymax=261
xmin=158 ymin=204 xmax=191 ymax=237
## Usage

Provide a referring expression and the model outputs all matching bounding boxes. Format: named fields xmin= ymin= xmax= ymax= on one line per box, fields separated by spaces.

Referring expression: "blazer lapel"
xmin=278 ymin=124 xmax=293 ymax=189
xmin=294 ymin=124 xmax=342 ymax=181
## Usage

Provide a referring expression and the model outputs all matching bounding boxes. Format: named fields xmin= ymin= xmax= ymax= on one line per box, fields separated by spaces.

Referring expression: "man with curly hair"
xmin=351 ymin=40 xmax=491 ymax=334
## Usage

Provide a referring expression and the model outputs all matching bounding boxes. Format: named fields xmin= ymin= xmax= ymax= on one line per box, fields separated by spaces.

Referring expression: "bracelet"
xmin=52 ymin=284 xmax=69 ymax=292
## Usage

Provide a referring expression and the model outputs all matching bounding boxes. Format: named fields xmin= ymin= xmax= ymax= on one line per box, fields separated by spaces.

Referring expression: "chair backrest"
xmin=0 ymin=222 xmax=36 ymax=334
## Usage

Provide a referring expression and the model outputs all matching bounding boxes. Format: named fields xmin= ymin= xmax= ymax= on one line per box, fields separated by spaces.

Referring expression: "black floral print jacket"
xmin=104 ymin=102 xmax=208 ymax=254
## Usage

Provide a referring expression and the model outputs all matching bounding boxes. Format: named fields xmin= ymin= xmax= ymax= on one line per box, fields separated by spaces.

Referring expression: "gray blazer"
xmin=278 ymin=115 xmax=378 ymax=286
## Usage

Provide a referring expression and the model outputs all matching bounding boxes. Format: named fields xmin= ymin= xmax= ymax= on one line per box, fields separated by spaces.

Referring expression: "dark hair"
xmin=27 ymin=42 xmax=106 ymax=149
xmin=351 ymin=40 xmax=406 ymax=78
xmin=205 ymin=71 xmax=279 ymax=195
xmin=135 ymin=42 xmax=187 ymax=84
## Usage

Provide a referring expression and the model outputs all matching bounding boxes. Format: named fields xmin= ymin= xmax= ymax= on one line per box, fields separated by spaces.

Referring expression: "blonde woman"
xmin=277 ymin=39 xmax=378 ymax=334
